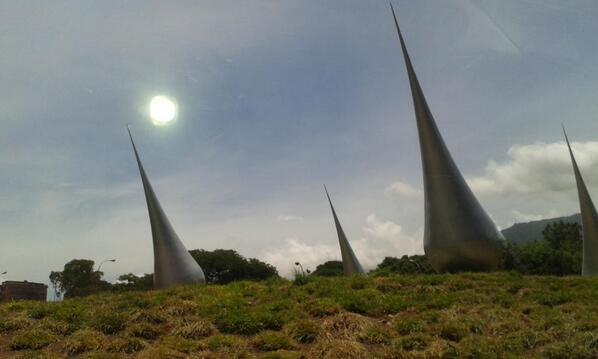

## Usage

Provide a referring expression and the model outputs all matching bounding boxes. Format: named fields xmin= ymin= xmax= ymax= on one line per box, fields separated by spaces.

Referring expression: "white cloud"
xmin=510 ymin=209 xmax=560 ymax=224
xmin=261 ymin=238 xmax=337 ymax=278
xmin=276 ymin=215 xmax=303 ymax=222
xmin=467 ymin=141 xmax=598 ymax=196
xmin=385 ymin=181 xmax=422 ymax=199
xmin=261 ymin=214 xmax=423 ymax=278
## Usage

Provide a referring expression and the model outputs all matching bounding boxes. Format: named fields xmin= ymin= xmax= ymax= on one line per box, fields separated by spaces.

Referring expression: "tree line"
xmin=50 ymin=221 xmax=583 ymax=298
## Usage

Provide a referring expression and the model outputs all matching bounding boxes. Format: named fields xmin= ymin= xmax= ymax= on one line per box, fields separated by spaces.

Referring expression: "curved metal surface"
xmin=127 ymin=127 xmax=206 ymax=288
xmin=563 ymin=127 xmax=598 ymax=276
xmin=390 ymin=4 xmax=504 ymax=272
xmin=325 ymin=186 xmax=366 ymax=276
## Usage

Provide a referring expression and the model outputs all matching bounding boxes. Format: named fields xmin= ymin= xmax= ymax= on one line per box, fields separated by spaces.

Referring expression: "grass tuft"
xmin=63 ymin=329 xmax=106 ymax=355
xmin=252 ymin=331 xmax=295 ymax=351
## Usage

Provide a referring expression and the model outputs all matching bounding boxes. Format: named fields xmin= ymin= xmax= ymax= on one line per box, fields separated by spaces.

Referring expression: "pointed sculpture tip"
xmin=561 ymin=124 xmax=573 ymax=151
xmin=561 ymin=123 xmax=570 ymax=143
xmin=324 ymin=184 xmax=333 ymax=204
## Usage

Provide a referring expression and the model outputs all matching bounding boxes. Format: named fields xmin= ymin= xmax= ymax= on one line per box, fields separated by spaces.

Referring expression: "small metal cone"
xmin=325 ymin=187 xmax=366 ymax=276
xmin=563 ymin=128 xmax=598 ymax=276
xmin=390 ymin=4 xmax=503 ymax=272
xmin=127 ymin=128 xmax=205 ymax=288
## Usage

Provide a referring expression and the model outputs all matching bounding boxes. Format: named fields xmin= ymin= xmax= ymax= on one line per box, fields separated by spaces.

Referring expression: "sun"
xmin=149 ymin=95 xmax=177 ymax=126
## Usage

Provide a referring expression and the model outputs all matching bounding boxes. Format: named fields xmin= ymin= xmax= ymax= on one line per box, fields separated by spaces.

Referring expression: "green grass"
xmin=1 ymin=273 xmax=598 ymax=358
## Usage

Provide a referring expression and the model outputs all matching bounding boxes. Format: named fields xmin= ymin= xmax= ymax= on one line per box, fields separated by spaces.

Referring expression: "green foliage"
xmin=189 ymin=249 xmax=278 ymax=284
xmin=371 ymin=255 xmax=435 ymax=275
xmin=502 ymin=221 xmax=582 ymax=275
xmin=311 ymin=261 xmax=344 ymax=277
xmin=112 ymin=273 xmax=153 ymax=292
xmin=49 ymin=259 xmax=111 ymax=298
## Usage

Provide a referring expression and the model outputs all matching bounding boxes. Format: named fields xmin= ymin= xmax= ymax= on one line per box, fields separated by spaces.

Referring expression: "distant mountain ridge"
xmin=501 ymin=213 xmax=581 ymax=244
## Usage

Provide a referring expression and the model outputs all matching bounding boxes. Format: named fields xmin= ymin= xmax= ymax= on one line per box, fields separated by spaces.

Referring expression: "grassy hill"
xmin=1 ymin=273 xmax=597 ymax=358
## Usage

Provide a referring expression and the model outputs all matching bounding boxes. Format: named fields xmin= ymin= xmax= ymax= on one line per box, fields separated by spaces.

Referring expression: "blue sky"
xmin=2 ymin=1 xmax=598 ymax=284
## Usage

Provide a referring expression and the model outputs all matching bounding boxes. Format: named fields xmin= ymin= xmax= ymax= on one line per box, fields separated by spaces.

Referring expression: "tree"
xmin=371 ymin=255 xmax=434 ymax=275
xmin=189 ymin=249 xmax=278 ymax=284
xmin=49 ymin=259 xmax=111 ymax=298
xmin=311 ymin=261 xmax=344 ymax=277
xmin=112 ymin=273 xmax=153 ymax=292
xmin=501 ymin=221 xmax=582 ymax=276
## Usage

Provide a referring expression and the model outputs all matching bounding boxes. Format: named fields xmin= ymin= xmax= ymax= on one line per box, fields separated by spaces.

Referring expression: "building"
xmin=0 ymin=281 xmax=47 ymax=302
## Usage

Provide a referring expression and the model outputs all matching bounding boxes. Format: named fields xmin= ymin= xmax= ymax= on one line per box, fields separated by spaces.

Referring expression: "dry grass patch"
xmin=172 ymin=319 xmax=215 ymax=339
xmin=252 ymin=331 xmax=295 ymax=352
xmin=63 ymin=329 xmax=106 ymax=355
xmin=307 ymin=339 xmax=367 ymax=359
xmin=11 ymin=329 xmax=57 ymax=351
xmin=321 ymin=312 xmax=372 ymax=340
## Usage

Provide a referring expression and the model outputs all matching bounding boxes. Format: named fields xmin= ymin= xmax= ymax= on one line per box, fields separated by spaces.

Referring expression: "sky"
xmin=2 ymin=1 xmax=598 ymax=287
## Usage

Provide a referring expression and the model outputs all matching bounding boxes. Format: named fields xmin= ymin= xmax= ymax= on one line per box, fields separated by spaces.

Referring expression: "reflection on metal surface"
xmin=390 ymin=4 xmax=503 ymax=272
xmin=325 ymin=186 xmax=366 ymax=276
xmin=563 ymin=127 xmax=598 ymax=276
xmin=127 ymin=127 xmax=206 ymax=288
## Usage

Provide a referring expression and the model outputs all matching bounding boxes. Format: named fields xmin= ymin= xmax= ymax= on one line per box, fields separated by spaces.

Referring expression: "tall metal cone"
xmin=563 ymin=127 xmax=598 ymax=276
xmin=127 ymin=127 xmax=206 ymax=288
xmin=324 ymin=186 xmax=366 ymax=276
xmin=390 ymin=4 xmax=503 ymax=272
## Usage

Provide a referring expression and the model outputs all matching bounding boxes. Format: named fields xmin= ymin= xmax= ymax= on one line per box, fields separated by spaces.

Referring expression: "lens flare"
xmin=149 ymin=96 xmax=177 ymax=126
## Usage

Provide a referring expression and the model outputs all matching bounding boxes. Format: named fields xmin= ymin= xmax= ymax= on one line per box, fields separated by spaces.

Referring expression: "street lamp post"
xmin=97 ymin=259 xmax=116 ymax=272
xmin=294 ymin=262 xmax=305 ymax=276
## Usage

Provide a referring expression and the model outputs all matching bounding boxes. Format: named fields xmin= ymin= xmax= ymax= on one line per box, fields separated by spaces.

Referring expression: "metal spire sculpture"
xmin=390 ymin=4 xmax=503 ymax=272
xmin=563 ymin=127 xmax=598 ymax=276
xmin=325 ymin=186 xmax=366 ymax=276
xmin=127 ymin=127 xmax=206 ymax=288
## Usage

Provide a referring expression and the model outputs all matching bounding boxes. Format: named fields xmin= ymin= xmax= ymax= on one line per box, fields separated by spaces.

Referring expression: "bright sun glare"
xmin=149 ymin=95 xmax=177 ymax=126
